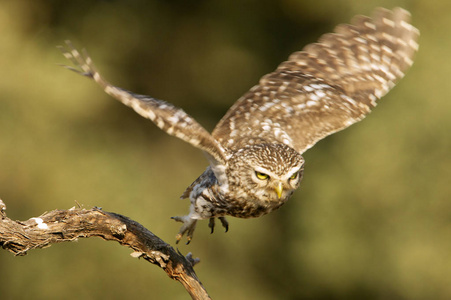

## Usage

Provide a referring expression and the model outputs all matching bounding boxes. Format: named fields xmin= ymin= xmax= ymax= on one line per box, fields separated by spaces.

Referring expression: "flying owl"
xmin=60 ymin=7 xmax=419 ymax=244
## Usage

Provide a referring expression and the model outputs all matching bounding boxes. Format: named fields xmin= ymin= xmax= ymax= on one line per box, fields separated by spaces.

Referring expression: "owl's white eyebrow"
xmin=253 ymin=166 xmax=272 ymax=175
xmin=283 ymin=166 xmax=302 ymax=179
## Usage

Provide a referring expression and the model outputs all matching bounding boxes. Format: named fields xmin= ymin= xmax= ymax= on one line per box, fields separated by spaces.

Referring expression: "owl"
xmin=60 ymin=7 xmax=419 ymax=244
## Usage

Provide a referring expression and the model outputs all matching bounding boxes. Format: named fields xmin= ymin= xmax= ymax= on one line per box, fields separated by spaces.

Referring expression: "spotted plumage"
xmin=60 ymin=7 xmax=419 ymax=244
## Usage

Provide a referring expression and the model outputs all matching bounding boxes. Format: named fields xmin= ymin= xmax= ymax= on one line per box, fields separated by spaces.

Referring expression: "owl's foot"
xmin=172 ymin=216 xmax=229 ymax=244
xmin=208 ymin=217 xmax=229 ymax=234
xmin=171 ymin=215 xmax=197 ymax=245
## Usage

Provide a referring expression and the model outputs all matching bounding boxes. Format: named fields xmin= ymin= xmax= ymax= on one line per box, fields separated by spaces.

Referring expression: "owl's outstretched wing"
xmin=59 ymin=41 xmax=227 ymax=166
xmin=212 ymin=7 xmax=419 ymax=154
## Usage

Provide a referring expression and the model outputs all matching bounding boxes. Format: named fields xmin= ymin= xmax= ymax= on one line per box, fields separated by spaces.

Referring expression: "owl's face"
xmin=227 ymin=143 xmax=304 ymax=205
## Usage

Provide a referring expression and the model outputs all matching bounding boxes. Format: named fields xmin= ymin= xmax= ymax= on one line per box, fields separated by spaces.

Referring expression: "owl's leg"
xmin=171 ymin=215 xmax=197 ymax=244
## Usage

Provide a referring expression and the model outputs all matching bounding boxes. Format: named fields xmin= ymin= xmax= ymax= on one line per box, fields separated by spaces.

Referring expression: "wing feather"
xmin=212 ymin=7 xmax=419 ymax=154
xmin=59 ymin=41 xmax=227 ymax=165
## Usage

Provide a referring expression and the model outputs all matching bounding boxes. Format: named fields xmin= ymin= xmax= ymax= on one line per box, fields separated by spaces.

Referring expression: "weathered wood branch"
xmin=0 ymin=199 xmax=211 ymax=300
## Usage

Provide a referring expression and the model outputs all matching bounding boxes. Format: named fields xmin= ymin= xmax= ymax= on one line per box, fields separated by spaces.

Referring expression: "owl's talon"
xmin=175 ymin=233 xmax=183 ymax=244
xmin=171 ymin=216 xmax=183 ymax=223
xmin=208 ymin=218 xmax=215 ymax=234
xmin=219 ymin=217 xmax=229 ymax=233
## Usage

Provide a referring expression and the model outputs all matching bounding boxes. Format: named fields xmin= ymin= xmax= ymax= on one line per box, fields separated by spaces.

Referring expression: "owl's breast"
xmin=220 ymin=191 xmax=290 ymax=218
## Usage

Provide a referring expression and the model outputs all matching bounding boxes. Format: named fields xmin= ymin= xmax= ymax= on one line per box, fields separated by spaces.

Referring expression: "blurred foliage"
xmin=0 ymin=0 xmax=450 ymax=299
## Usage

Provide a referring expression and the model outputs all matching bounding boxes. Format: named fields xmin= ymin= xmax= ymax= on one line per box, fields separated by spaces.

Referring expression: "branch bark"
xmin=0 ymin=199 xmax=211 ymax=300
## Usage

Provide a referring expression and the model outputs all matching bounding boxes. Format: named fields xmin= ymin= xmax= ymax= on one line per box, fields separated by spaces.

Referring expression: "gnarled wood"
xmin=0 ymin=199 xmax=210 ymax=300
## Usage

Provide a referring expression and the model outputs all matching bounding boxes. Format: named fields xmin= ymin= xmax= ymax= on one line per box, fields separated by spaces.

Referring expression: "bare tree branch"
xmin=0 ymin=199 xmax=211 ymax=300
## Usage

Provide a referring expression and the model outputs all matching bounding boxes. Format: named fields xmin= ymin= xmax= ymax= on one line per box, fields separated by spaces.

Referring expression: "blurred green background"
xmin=0 ymin=0 xmax=450 ymax=299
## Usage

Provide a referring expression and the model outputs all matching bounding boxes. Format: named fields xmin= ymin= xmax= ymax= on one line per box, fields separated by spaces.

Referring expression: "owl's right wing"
xmin=59 ymin=41 xmax=228 ymax=167
xmin=212 ymin=7 xmax=419 ymax=154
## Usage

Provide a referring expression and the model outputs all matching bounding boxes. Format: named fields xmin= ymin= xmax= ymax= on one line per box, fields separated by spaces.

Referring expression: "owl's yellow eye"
xmin=289 ymin=172 xmax=298 ymax=180
xmin=255 ymin=171 xmax=269 ymax=180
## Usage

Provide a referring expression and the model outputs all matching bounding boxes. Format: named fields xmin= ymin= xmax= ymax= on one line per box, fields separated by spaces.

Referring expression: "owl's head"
xmin=226 ymin=143 xmax=304 ymax=206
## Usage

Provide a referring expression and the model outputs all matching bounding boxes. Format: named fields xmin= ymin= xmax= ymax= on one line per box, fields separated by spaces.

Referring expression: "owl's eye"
xmin=255 ymin=171 xmax=270 ymax=180
xmin=289 ymin=172 xmax=299 ymax=180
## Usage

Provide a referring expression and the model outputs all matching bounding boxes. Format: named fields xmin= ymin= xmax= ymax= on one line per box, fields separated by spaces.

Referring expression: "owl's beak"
xmin=275 ymin=182 xmax=283 ymax=199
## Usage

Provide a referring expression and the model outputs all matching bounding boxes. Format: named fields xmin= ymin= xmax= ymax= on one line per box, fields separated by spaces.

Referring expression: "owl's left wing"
xmin=59 ymin=41 xmax=227 ymax=165
xmin=212 ymin=8 xmax=419 ymax=154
